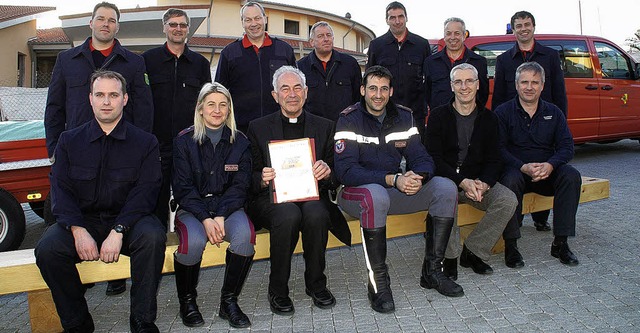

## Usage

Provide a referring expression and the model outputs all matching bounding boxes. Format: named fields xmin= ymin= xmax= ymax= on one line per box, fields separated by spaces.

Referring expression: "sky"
xmin=4 ymin=0 xmax=639 ymax=51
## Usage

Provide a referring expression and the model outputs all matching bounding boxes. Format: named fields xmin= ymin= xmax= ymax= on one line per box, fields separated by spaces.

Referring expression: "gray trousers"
xmin=338 ymin=176 xmax=458 ymax=229
xmin=445 ymin=182 xmax=517 ymax=261
xmin=174 ymin=209 xmax=255 ymax=265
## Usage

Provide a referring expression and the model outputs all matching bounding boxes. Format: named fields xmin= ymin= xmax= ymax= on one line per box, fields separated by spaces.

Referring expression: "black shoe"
xmin=504 ymin=240 xmax=525 ymax=268
xmin=268 ymin=290 xmax=294 ymax=315
xmin=64 ymin=313 xmax=94 ymax=333
xmin=551 ymin=241 xmax=579 ymax=266
xmin=130 ymin=316 xmax=159 ymax=333
xmin=534 ymin=221 xmax=552 ymax=231
xmin=443 ymin=258 xmax=458 ymax=281
xmin=420 ymin=271 xmax=465 ymax=297
xmin=306 ymin=288 xmax=336 ymax=309
xmin=460 ymin=246 xmax=493 ymax=275
xmin=105 ymin=279 xmax=126 ymax=296
xmin=219 ymin=301 xmax=250 ymax=328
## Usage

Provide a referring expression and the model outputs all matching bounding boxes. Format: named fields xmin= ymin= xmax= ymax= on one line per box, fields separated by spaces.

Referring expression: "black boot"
xmin=443 ymin=258 xmax=458 ymax=281
xmin=219 ymin=249 xmax=254 ymax=328
xmin=362 ymin=227 xmax=395 ymax=313
xmin=174 ymin=256 xmax=204 ymax=327
xmin=420 ymin=215 xmax=464 ymax=297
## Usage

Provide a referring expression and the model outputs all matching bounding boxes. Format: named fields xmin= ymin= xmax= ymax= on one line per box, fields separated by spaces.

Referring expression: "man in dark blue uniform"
xmin=367 ymin=1 xmax=431 ymax=137
xmin=44 ymin=1 xmax=153 ymax=296
xmin=424 ymin=17 xmax=489 ymax=110
xmin=215 ymin=1 xmax=296 ymax=133
xmin=142 ymin=8 xmax=211 ymax=229
xmin=297 ymin=21 xmax=361 ymax=121
xmin=496 ymin=62 xmax=581 ymax=269
xmin=492 ymin=10 xmax=568 ymax=235
xmin=35 ymin=71 xmax=165 ymax=333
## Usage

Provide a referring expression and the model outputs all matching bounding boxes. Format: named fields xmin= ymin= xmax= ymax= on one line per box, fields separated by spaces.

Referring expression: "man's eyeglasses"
xmin=166 ymin=22 xmax=189 ymax=29
xmin=452 ymin=79 xmax=478 ymax=88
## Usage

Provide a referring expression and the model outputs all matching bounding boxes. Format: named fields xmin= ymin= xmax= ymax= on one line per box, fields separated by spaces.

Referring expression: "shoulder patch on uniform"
xmin=340 ymin=104 xmax=358 ymax=116
xmin=396 ymin=104 xmax=413 ymax=114
xmin=177 ymin=125 xmax=195 ymax=137
xmin=334 ymin=139 xmax=346 ymax=154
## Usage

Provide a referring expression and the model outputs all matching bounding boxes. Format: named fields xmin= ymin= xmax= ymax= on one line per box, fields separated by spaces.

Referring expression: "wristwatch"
xmin=113 ymin=224 xmax=127 ymax=234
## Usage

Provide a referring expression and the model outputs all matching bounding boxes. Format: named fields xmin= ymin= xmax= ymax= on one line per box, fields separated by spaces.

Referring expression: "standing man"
xmin=215 ymin=1 xmax=296 ymax=133
xmin=142 ymin=8 xmax=211 ymax=228
xmin=297 ymin=21 xmax=361 ymax=121
xmin=367 ymin=1 xmax=431 ymax=137
xmin=35 ymin=71 xmax=166 ymax=333
xmin=247 ymin=66 xmax=350 ymax=316
xmin=496 ymin=62 xmax=581 ymax=268
xmin=492 ymin=10 xmax=568 ymax=233
xmin=44 ymin=0 xmax=153 ymax=297
xmin=335 ymin=66 xmax=463 ymax=315
xmin=425 ymin=63 xmax=516 ymax=279
xmin=424 ymin=17 xmax=489 ymax=110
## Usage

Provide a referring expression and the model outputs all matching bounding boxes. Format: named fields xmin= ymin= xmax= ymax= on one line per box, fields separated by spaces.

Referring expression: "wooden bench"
xmin=0 ymin=177 xmax=609 ymax=333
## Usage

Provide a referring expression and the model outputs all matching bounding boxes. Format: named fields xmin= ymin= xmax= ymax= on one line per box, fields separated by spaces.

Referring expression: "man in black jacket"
xmin=425 ymin=63 xmax=516 ymax=279
xmin=142 ymin=8 xmax=211 ymax=229
xmin=246 ymin=66 xmax=350 ymax=316
xmin=297 ymin=21 xmax=361 ymax=121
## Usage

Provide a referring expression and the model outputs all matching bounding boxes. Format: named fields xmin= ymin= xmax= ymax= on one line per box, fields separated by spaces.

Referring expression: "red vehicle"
xmin=436 ymin=34 xmax=640 ymax=144
xmin=0 ymin=120 xmax=51 ymax=251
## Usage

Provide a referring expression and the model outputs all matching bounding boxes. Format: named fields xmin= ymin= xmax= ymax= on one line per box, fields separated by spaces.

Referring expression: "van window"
xmin=471 ymin=42 xmax=512 ymax=77
xmin=594 ymin=42 xmax=632 ymax=79
xmin=539 ymin=40 xmax=593 ymax=78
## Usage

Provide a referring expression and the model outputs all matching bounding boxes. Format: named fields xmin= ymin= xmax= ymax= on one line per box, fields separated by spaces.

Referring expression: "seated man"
xmin=495 ymin=62 xmax=581 ymax=268
xmin=425 ymin=63 xmax=517 ymax=279
xmin=246 ymin=66 xmax=349 ymax=316
xmin=334 ymin=66 xmax=463 ymax=315
xmin=35 ymin=70 xmax=166 ymax=333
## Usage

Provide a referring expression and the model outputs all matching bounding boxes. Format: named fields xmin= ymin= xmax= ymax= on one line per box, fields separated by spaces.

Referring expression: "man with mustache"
xmin=297 ymin=21 xmax=361 ymax=121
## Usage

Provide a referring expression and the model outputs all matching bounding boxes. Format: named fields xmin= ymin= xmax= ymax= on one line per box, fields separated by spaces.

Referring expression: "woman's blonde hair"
xmin=192 ymin=82 xmax=237 ymax=144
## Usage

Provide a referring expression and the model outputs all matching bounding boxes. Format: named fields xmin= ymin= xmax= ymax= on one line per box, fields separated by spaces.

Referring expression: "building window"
xmin=17 ymin=53 xmax=25 ymax=87
xmin=284 ymin=19 xmax=299 ymax=35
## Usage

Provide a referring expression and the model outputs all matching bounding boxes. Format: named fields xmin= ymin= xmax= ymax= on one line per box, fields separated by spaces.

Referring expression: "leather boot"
xmin=174 ymin=256 xmax=204 ymax=327
xmin=219 ymin=249 xmax=254 ymax=328
xmin=362 ymin=227 xmax=395 ymax=313
xmin=420 ymin=215 xmax=464 ymax=297
xmin=443 ymin=258 xmax=458 ymax=281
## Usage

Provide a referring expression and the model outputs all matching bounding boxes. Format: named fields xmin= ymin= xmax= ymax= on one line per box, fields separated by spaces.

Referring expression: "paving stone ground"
xmin=1 ymin=140 xmax=639 ymax=332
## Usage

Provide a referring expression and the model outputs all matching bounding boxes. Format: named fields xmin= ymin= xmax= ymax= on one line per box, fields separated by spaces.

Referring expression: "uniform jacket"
xmin=367 ymin=30 xmax=432 ymax=119
xmin=492 ymin=41 xmax=568 ymax=113
xmin=334 ymin=101 xmax=435 ymax=187
xmin=215 ymin=35 xmax=296 ymax=131
xmin=424 ymin=47 xmax=489 ymax=110
xmin=495 ymin=97 xmax=574 ymax=170
xmin=424 ymin=101 xmax=502 ymax=187
xmin=50 ymin=118 xmax=161 ymax=230
xmin=142 ymin=43 xmax=211 ymax=148
xmin=172 ymin=126 xmax=251 ymax=222
xmin=297 ymin=49 xmax=361 ymax=121
xmin=246 ymin=111 xmax=350 ymax=245
xmin=44 ymin=37 xmax=153 ymax=157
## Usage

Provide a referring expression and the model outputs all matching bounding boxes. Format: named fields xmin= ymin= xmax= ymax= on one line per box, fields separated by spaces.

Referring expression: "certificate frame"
xmin=267 ymin=138 xmax=319 ymax=203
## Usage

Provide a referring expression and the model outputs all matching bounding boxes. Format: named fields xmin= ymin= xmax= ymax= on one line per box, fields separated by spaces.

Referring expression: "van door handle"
xmin=585 ymin=85 xmax=598 ymax=90
xmin=601 ymin=85 xmax=613 ymax=91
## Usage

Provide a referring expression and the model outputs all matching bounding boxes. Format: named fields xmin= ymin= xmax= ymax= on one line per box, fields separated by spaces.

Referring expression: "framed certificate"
xmin=268 ymin=138 xmax=319 ymax=203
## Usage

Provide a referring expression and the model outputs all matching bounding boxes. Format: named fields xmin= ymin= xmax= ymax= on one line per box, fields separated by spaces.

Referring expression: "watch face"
xmin=114 ymin=225 xmax=125 ymax=233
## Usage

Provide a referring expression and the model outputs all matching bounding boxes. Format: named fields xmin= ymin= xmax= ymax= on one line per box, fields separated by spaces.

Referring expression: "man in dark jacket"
xmin=43 ymin=0 xmax=153 ymax=297
xmin=424 ymin=17 xmax=489 ymax=110
xmin=366 ymin=1 xmax=431 ymax=137
xmin=496 ymin=62 xmax=581 ymax=269
xmin=297 ymin=21 xmax=361 ymax=121
xmin=142 ymin=8 xmax=211 ymax=229
xmin=35 ymin=71 xmax=165 ymax=333
xmin=425 ymin=63 xmax=516 ymax=280
xmin=44 ymin=1 xmax=153 ymax=159
xmin=335 ymin=66 xmax=462 ymax=314
xmin=215 ymin=1 xmax=296 ymax=133
xmin=492 ymin=10 xmax=568 ymax=234
xmin=247 ymin=66 xmax=349 ymax=316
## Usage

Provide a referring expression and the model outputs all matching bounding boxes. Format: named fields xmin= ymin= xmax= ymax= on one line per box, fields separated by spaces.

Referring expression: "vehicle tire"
xmin=29 ymin=201 xmax=45 ymax=219
xmin=0 ymin=188 xmax=26 ymax=252
xmin=43 ymin=193 xmax=55 ymax=226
